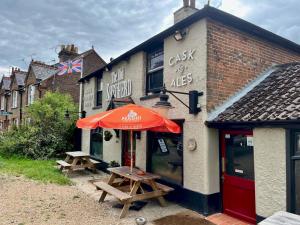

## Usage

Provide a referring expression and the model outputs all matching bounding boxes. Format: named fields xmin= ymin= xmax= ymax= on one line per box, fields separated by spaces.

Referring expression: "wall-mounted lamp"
xmin=174 ymin=30 xmax=187 ymax=41
xmin=65 ymin=109 xmax=86 ymax=119
xmin=153 ymin=85 xmax=203 ymax=117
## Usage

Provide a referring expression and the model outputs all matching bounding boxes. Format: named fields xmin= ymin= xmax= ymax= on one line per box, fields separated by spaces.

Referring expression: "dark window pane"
xmin=96 ymin=91 xmax=102 ymax=106
xmin=96 ymin=77 xmax=102 ymax=106
xmin=149 ymin=131 xmax=183 ymax=185
xmin=225 ymin=134 xmax=255 ymax=180
xmin=295 ymin=133 xmax=300 ymax=155
xmin=148 ymin=49 xmax=163 ymax=71
xmin=147 ymin=70 xmax=163 ymax=93
xmin=295 ymin=160 xmax=300 ymax=214
xmin=90 ymin=128 xmax=103 ymax=160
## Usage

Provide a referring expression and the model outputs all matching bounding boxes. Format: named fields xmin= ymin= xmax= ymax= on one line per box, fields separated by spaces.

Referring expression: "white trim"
xmin=207 ymin=66 xmax=278 ymax=121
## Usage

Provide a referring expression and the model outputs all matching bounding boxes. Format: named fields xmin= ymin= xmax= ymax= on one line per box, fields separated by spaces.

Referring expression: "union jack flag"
xmin=57 ymin=59 xmax=82 ymax=75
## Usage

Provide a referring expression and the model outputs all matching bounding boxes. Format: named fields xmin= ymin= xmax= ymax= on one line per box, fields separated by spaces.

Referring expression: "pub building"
xmin=79 ymin=1 xmax=300 ymax=223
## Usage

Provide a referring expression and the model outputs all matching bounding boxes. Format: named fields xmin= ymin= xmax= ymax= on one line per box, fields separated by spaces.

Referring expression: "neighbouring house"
xmin=0 ymin=76 xmax=12 ymax=131
xmin=1 ymin=44 xmax=106 ymax=128
xmin=79 ymin=1 xmax=300 ymax=224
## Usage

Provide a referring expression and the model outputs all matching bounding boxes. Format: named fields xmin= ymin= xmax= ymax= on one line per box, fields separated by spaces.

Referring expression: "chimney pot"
xmin=183 ymin=0 xmax=189 ymax=7
xmin=190 ymin=0 xmax=196 ymax=8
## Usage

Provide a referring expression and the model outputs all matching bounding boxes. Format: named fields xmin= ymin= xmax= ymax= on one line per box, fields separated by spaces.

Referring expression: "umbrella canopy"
xmin=76 ymin=104 xmax=181 ymax=173
xmin=76 ymin=104 xmax=180 ymax=133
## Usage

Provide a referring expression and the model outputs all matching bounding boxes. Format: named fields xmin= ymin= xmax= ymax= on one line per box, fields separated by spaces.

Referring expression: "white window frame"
xmin=12 ymin=91 xmax=18 ymax=108
xmin=27 ymin=85 xmax=35 ymax=105
xmin=0 ymin=96 xmax=5 ymax=110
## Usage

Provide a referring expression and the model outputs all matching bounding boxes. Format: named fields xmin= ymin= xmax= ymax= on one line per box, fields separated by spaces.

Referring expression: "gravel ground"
xmin=0 ymin=171 xmax=187 ymax=225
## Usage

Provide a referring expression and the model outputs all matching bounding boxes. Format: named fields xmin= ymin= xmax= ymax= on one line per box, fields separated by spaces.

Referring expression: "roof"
xmin=30 ymin=61 xmax=58 ymax=81
xmin=14 ymin=71 xmax=27 ymax=86
xmin=1 ymin=76 xmax=11 ymax=90
xmin=80 ymin=5 xmax=300 ymax=82
xmin=208 ymin=62 xmax=300 ymax=125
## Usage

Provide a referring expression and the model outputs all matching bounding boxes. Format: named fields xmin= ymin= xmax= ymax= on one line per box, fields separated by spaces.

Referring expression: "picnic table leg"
xmin=64 ymin=155 xmax=71 ymax=163
xmin=99 ymin=173 xmax=116 ymax=203
xmin=119 ymin=181 xmax=140 ymax=219
xmin=149 ymin=180 xmax=167 ymax=207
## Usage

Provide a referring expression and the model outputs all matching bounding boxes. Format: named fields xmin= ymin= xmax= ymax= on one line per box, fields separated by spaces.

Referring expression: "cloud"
xmin=0 ymin=0 xmax=299 ymax=73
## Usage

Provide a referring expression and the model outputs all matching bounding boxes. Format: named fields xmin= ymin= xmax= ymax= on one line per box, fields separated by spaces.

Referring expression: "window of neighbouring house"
xmin=0 ymin=96 xmax=5 ymax=110
xmin=146 ymin=48 xmax=164 ymax=94
xmin=95 ymin=76 xmax=103 ymax=107
xmin=90 ymin=128 xmax=103 ymax=160
xmin=12 ymin=91 xmax=18 ymax=108
xmin=148 ymin=121 xmax=183 ymax=185
xmin=27 ymin=85 xmax=35 ymax=105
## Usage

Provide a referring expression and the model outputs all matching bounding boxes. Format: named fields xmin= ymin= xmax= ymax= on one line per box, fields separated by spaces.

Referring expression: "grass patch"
xmin=0 ymin=155 xmax=71 ymax=185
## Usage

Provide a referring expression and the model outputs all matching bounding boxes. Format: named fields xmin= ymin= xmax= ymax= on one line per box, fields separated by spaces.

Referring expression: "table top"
xmin=108 ymin=166 xmax=160 ymax=182
xmin=66 ymin=151 xmax=90 ymax=157
xmin=259 ymin=211 xmax=300 ymax=225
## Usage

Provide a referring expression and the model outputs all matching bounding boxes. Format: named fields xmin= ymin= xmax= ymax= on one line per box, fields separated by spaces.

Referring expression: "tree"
xmin=0 ymin=92 xmax=78 ymax=159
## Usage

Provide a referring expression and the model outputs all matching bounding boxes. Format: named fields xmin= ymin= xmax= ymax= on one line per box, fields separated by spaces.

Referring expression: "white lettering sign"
xmin=169 ymin=49 xmax=196 ymax=88
xmin=106 ymin=67 xmax=132 ymax=100
xmin=169 ymin=49 xmax=196 ymax=67
xmin=84 ymin=87 xmax=94 ymax=108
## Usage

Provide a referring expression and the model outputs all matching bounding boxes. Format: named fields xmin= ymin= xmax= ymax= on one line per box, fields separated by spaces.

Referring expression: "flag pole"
xmin=79 ymin=57 xmax=83 ymax=117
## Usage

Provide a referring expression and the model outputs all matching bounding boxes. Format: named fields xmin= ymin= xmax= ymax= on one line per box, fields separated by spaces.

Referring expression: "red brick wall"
xmin=207 ymin=19 xmax=300 ymax=111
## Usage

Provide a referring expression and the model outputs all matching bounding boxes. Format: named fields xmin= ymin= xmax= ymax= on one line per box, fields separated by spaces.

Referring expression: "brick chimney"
xmin=58 ymin=44 xmax=79 ymax=62
xmin=174 ymin=0 xmax=198 ymax=24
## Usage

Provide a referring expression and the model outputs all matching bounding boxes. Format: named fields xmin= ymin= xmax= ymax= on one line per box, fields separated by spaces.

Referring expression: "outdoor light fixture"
xmin=153 ymin=85 xmax=203 ymax=116
xmin=173 ymin=30 xmax=187 ymax=41
xmin=65 ymin=109 xmax=86 ymax=119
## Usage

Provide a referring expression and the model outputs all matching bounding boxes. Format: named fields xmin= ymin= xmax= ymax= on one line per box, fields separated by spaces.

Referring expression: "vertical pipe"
xmin=130 ymin=130 xmax=133 ymax=173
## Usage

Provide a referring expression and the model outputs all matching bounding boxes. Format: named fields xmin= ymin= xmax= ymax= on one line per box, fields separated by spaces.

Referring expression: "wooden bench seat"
xmin=94 ymin=181 xmax=132 ymax=202
xmin=56 ymin=160 xmax=71 ymax=168
xmin=142 ymin=180 xmax=174 ymax=193
xmin=89 ymin=159 xmax=100 ymax=164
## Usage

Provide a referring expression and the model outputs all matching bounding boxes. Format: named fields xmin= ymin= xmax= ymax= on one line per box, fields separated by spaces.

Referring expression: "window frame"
xmin=95 ymin=76 xmax=103 ymax=107
xmin=146 ymin=48 xmax=164 ymax=94
xmin=287 ymin=129 xmax=300 ymax=214
xmin=90 ymin=128 xmax=103 ymax=161
xmin=0 ymin=96 xmax=5 ymax=110
xmin=27 ymin=85 xmax=35 ymax=105
xmin=12 ymin=91 xmax=18 ymax=109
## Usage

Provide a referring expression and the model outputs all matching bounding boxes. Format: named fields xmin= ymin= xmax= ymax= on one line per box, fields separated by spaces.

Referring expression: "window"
xmin=289 ymin=131 xmax=300 ymax=214
xmin=0 ymin=96 xmax=5 ymax=110
xmin=12 ymin=118 xmax=18 ymax=126
xmin=146 ymin=48 xmax=164 ymax=93
xmin=90 ymin=128 xmax=103 ymax=160
xmin=95 ymin=77 xmax=103 ymax=107
xmin=12 ymin=91 xmax=18 ymax=108
xmin=27 ymin=85 xmax=35 ymax=105
xmin=148 ymin=121 xmax=183 ymax=185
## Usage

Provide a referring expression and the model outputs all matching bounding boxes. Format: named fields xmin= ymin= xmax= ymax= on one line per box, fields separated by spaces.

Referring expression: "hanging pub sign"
xmin=106 ymin=67 xmax=132 ymax=100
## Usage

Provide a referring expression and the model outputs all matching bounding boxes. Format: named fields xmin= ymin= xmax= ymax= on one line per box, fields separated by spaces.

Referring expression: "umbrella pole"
xmin=130 ymin=130 xmax=133 ymax=174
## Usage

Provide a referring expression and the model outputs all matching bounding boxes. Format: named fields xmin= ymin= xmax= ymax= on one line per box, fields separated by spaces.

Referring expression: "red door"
xmin=221 ymin=130 xmax=256 ymax=224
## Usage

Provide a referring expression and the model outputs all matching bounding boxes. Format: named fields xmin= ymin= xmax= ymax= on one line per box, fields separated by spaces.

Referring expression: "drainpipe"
xmin=19 ymin=86 xmax=23 ymax=123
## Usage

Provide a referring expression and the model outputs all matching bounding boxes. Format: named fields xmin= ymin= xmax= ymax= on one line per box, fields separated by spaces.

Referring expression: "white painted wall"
xmin=81 ymin=18 xmax=220 ymax=195
xmin=253 ymin=128 xmax=286 ymax=218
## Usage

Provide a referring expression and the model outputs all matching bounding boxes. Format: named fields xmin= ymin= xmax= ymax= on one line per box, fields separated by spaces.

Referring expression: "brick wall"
xmin=207 ymin=19 xmax=300 ymax=111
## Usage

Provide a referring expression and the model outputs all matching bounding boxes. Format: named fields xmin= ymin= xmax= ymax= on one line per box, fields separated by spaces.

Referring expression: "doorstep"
xmin=206 ymin=213 xmax=253 ymax=225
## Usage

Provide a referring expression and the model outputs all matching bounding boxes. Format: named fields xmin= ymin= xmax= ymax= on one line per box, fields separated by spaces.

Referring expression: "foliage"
xmin=0 ymin=155 xmax=71 ymax=185
xmin=0 ymin=92 xmax=78 ymax=159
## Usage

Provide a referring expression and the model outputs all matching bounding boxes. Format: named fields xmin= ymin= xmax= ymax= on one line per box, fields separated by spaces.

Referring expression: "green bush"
xmin=0 ymin=92 xmax=78 ymax=159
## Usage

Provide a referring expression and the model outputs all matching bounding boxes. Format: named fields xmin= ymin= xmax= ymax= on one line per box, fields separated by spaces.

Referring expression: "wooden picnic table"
xmin=56 ymin=151 xmax=99 ymax=173
xmin=94 ymin=166 xmax=174 ymax=218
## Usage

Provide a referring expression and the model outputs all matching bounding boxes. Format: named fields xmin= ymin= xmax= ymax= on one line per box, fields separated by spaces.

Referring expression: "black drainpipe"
xmin=19 ymin=86 xmax=23 ymax=123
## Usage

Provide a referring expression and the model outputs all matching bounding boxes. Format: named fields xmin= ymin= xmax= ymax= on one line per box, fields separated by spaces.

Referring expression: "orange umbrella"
xmin=77 ymin=104 xmax=181 ymax=172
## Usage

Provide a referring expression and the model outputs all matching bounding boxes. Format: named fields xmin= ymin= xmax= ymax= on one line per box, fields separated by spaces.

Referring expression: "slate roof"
xmin=210 ymin=63 xmax=300 ymax=123
xmin=2 ymin=77 xmax=11 ymax=90
xmin=31 ymin=62 xmax=58 ymax=81
xmin=14 ymin=71 xmax=27 ymax=86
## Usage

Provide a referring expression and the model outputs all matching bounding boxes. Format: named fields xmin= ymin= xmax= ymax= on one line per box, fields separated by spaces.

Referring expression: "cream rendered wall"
xmin=81 ymin=18 xmax=220 ymax=195
xmin=253 ymin=128 xmax=286 ymax=218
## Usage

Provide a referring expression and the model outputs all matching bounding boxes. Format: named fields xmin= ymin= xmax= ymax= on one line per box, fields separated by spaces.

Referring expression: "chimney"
xmin=58 ymin=44 xmax=79 ymax=62
xmin=174 ymin=0 xmax=198 ymax=24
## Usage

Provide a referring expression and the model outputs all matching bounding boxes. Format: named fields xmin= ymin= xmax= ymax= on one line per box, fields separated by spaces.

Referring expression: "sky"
xmin=0 ymin=0 xmax=299 ymax=76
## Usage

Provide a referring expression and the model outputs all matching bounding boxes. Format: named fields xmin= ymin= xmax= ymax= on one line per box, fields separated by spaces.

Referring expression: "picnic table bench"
xmin=56 ymin=151 xmax=100 ymax=173
xmin=93 ymin=166 xmax=174 ymax=218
